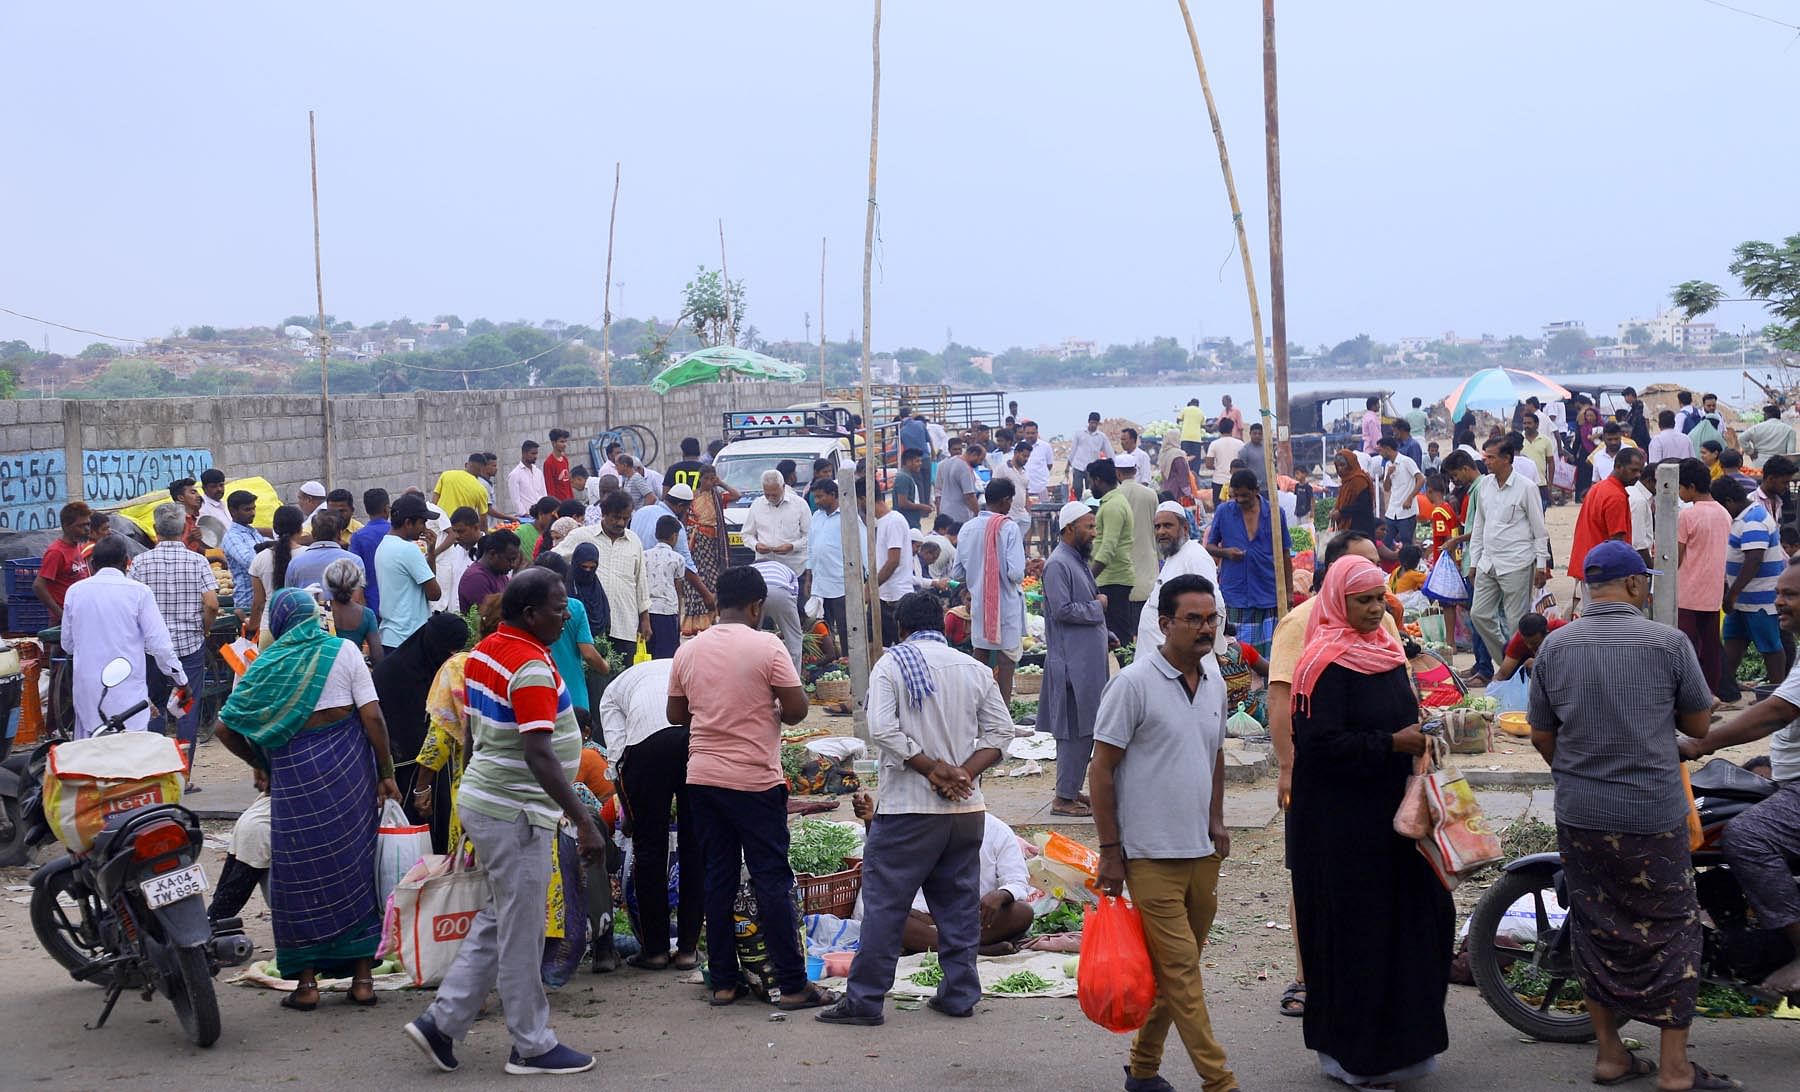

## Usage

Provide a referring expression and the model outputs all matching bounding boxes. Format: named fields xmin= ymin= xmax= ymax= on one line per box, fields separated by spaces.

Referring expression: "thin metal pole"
xmin=1176 ymin=0 xmax=1287 ymax=616
xmin=860 ymin=0 xmax=884 ymax=661
xmin=1263 ymin=0 xmax=1291 ymax=476
xmin=602 ymin=163 xmax=620 ymax=422
xmin=308 ymin=110 xmax=334 ymax=490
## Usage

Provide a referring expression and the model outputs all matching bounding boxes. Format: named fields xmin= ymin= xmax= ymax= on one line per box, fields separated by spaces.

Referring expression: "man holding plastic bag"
xmin=1089 ymin=574 xmax=1239 ymax=1092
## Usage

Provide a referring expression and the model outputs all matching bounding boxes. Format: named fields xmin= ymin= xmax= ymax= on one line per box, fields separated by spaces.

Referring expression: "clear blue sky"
xmin=2 ymin=1 xmax=1795 ymax=356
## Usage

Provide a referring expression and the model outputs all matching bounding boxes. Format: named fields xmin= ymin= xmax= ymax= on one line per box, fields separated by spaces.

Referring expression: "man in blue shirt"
xmin=221 ymin=490 xmax=266 ymax=624
xmin=1203 ymin=468 xmax=1293 ymax=657
xmin=348 ymin=487 xmax=392 ymax=617
xmin=801 ymin=478 xmax=863 ymax=654
xmin=898 ymin=410 xmax=930 ymax=464
xmin=284 ymin=509 xmax=364 ymax=595
xmin=1392 ymin=418 xmax=1424 ymax=468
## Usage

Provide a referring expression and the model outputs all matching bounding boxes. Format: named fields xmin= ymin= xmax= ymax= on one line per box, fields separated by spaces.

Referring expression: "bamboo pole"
xmin=860 ymin=0 xmax=884 ymax=667
xmin=718 ymin=219 xmax=733 ymax=347
xmin=602 ymin=163 xmax=620 ymax=423
xmin=1263 ymin=0 xmax=1291 ymax=477
xmin=819 ymin=237 xmax=828 ymax=399
xmin=1175 ymin=0 xmax=1288 ymax=616
xmin=308 ymin=111 xmax=334 ymax=490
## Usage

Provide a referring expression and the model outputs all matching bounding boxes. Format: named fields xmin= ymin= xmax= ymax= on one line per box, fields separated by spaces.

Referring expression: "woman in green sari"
xmin=215 ymin=587 xmax=401 ymax=1010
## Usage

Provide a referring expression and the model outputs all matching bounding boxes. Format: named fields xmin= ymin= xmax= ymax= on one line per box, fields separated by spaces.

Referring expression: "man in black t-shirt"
xmin=664 ymin=437 xmax=708 ymax=495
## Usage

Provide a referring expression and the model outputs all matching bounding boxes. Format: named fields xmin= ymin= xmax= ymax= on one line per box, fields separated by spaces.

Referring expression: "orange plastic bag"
xmin=1077 ymin=896 xmax=1158 ymax=1033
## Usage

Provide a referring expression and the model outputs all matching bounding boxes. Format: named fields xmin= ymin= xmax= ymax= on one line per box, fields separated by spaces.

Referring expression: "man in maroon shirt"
xmin=544 ymin=429 xmax=574 ymax=503
xmin=34 ymin=501 xmax=93 ymax=623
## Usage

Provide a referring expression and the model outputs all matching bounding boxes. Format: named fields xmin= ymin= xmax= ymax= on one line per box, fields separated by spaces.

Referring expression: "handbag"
xmin=1552 ymin=457 xmax=1577 ymax=491
xmin=1422 ymin=551 xmax=1470 ymax=604
xmin=1393 ymin=745 xmax=1435 ymax=840
xmin=1422 ymin=747 xmax=1505 ymax=880
xmin=391 ymin=852 xmax=490 ymax=987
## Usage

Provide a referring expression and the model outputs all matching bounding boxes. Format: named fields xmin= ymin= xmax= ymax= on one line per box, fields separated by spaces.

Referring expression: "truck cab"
xmin=713 ymin=407 xmax=855 ymax=568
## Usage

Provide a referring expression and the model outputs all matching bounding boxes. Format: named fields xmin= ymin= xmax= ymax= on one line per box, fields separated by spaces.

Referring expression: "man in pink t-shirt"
xmin=1676 ymin=458 xmax=1732 ymax=698
xmin=667 ymin=566 xmax=830 ymax=1008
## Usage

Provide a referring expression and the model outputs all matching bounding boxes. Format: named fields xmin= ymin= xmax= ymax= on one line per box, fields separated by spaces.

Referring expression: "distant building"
xmin=970 ymin=354 xmax=995 ymax=375
xmin=1616 ymin=310 xmax=1715 ymax=351
xmin=393 ymin=337 xmax=416 ymax=353
xmin=1397 ymin=336 xmax=1433 ymax=354
xmin=1032 ymin=337 xmax=1097 ymax=361
xmin=1592 ymin=343 xmax=1639 ymax=361
xmin=1542 ymin=320 xmax=1587 ymax=343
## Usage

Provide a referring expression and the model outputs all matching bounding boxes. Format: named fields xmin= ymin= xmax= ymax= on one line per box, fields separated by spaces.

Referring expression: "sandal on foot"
xmin=282 ymin=988 xmax=319 ymax=1012
xmin=1279 ymin=980 xmax=1306 ymax=1017
xmin=1050 ymin=801 xmax=1092 ymax=817
xmin=626 ymin=951 xmax=670 ymax=971
xmin=778 ymin=984 xmax=838 ymax=1011
xmin=671 ymin=952 xmax=700 ymax=971
xmin=347 ymin=976 xmax=378 ymax=1007
xmin=708 ymin=983 xmax=750 ymax=1007
xmin=1592 ymin=1053 xmax=1655 ymax=1086
xmin=1666 ymin=1063 xmax=1742 ymax=1091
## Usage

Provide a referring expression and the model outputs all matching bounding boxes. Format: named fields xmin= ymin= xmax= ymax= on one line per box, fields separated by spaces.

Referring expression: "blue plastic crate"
xmin=3 ymin=556 xmax=43 ymax=599
xmin=5 ymin=595 xmax=50 ymax=635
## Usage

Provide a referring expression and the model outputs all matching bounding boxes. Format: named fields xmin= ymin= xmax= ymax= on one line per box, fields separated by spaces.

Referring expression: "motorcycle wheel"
xmin=29 ymin=866 xmax=115 ymax=987
xmin=1468 ymin=867 xmax=1595 ymax=1043
xmin=166 ymin=944 xmax=221 ymax=1048
xmin=0 ymin=793 xmax=27 ymax=867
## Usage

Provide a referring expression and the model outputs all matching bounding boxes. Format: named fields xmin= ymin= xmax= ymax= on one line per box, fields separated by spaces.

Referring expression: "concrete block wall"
xmin=0 ymin=380 xmax=809 ymax=521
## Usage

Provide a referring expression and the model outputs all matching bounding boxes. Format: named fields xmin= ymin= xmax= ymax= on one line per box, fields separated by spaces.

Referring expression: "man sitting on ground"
xmin=1492 ymin=612 xmax=1567 ymax=683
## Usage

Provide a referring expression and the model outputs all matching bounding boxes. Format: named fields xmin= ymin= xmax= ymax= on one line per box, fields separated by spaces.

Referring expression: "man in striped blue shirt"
xmin=1716 ymin=475 xmax=1790 ymax=695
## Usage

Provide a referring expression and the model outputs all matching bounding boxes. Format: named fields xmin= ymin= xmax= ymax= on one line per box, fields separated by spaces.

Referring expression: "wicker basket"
xmin=813 ymin=676 xmax=852 ymax=704
xmin=1013 ymin=672 xmax=1042 ymax=697
xmin=797 ymin=857 xmax=863 ymax=918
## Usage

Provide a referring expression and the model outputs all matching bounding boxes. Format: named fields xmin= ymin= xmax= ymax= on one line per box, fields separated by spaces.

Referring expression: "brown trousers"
xmin=1123 ymin=855 xmax=1237 ymax=1091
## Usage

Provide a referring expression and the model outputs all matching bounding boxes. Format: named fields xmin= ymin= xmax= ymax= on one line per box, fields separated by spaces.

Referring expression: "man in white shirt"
xmin=1646 ymin=409 xmax=1693 ymax=466
xmin=1206 ymin=420 xmax=1245 ymax=502
xmin=507 ymin=440 xmax=548 ymax=519
xmin=751 ymin=557 xmax=805 ymax=676
xmin=1021 ymin=420 xmax=1054 ymax=498
xmin=862 ymin=482 xmax=914 ymax=646
xmin=740 ymin=469 xmax=812 ymax=577
xmin=62 ymin=536 xmax=187 ymax=737
xmin=925 ymin=418 xmax=949 ymax=460
xmin=1137 ymin=503 xmax=1223 ymax=652
xmin=1376 ymin=435 xmax=1422 ymax=550
xmin=1467 ymin=437 xmax=1550 ymax=670
xmin=816 ymin=592 xmax=1012 ymax=1028
xmin=431 ymin=506 xmax=481 ymax=613
xmin=555 ymin=491 xmax=652 ymax=657
xmin=1589 ymin=423 xmax=1630 ymax=481
xmin=990 ymin=442 xmax=1035 ymax=530
xmin=1117 ymin=428 xmax=1156 ymax=483
xmin=1067 ymin=412 xmax=1115 ymax=499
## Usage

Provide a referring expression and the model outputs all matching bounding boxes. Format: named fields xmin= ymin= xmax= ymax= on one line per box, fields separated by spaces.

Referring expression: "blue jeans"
xmin=1471 ymin=631 xmax=1493 ymax=678
xmin=147 ymin=648 xmax=207 ymax=764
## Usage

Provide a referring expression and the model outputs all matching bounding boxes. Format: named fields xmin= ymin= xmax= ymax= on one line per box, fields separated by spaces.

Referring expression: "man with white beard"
xmin=1137 ymin=502 xmax=1224 ymax=652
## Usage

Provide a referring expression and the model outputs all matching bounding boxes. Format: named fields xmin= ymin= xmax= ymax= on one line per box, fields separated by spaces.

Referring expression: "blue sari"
xmin=269 ymin=712 xmax=381 ymax=977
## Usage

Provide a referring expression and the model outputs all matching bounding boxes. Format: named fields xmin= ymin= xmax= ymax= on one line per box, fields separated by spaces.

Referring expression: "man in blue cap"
xmin=1525 ymin=539 xmax=1728 ymax=1091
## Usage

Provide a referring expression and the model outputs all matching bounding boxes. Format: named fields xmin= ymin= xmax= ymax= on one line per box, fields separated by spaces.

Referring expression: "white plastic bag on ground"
xmin=1008 ymin=731 xmax=1057 ymax=760
xmin=804 ymin=736 xmax=866 ymax=762
xmin=1459 ymin=890 xmax=1568 ymax=948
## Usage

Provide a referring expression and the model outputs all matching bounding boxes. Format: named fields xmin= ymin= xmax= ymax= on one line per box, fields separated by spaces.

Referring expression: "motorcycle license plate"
xmin=141 ymin=864 xmax=208 ymax=909
xmin=728 ymin=532 xmax=743 ymax=547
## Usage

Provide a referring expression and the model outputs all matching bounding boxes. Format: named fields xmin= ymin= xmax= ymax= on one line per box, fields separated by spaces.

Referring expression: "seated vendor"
xmin=852 ymin=791 xmax=1035 ymax=955
xmin=1492 ymin=611 xmax=1565 ymax=683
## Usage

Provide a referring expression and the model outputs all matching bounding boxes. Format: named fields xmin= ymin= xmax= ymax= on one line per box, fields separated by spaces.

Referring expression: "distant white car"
xmin=713 ymin=433 xmax=849 ymax=565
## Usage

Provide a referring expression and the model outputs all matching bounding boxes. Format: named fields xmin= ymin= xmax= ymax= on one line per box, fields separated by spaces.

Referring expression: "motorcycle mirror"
xmin=100 ymin=657 xmax=132 ymax=689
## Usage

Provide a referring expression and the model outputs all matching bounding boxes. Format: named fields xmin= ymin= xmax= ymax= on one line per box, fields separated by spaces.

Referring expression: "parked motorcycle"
xmin=1469 ymin=758 xmax=1799 ymax=1042
xmin=24 ymin=657 xmax=251 ymax=1048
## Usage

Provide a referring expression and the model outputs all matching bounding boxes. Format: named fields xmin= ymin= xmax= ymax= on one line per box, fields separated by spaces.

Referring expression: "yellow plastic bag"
xmin=43 ymin=734 xmax=186 ymax=852
xmin=633 ymin=639 xmax=652 ymax=665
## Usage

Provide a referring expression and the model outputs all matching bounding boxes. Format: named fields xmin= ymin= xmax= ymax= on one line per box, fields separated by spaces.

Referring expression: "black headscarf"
xmin=566 ymin=541 xmax=611 ymax=640
xmin=372 ymin=612 xmax=468 ymax=785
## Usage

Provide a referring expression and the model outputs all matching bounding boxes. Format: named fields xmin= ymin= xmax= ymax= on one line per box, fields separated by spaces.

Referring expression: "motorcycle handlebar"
xmin=97 ymin=700 xmax=152 ymax=735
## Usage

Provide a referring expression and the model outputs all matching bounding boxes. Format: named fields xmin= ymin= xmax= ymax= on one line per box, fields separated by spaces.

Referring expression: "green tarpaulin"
xmin=649 ymin=346 xmax=809 ymax=393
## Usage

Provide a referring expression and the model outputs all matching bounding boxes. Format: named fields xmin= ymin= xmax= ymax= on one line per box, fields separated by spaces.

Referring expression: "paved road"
xmin=6 ymin=952 xmax=1793 ymax=1090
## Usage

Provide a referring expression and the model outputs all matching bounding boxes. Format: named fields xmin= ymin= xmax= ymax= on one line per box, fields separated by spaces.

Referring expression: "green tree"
xmin=1675 ymin=232 xmax=1800 ymax=352
xmin=465 ymin=318 xmax=497 ymax=336
xmin=1327 ymin=334 xmax=1374 ymax=367
xmin=1546 ymin=329 xmax=1591 ymax=362
xmin=79 ymin=342 xmax=119 ymax=360
xmin=187 ymin=325 xmax=220 ymax=341
xmin=0 ymin=339 xmax=32 ymax=360
xmin=1623 ymin=324 xmax=1651 ymax=346
xmin=434 ymin=314 xmax=464 ymax=330
xmin=80 ymin=358 xmax=176 ymax=398
xmin=544 ymin=362 xmax=597 ymax=388
xmin=682 ymin=267 xmax=746 ymax=347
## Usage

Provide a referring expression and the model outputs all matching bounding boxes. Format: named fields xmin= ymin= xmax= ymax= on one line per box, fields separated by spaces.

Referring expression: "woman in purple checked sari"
xmin=214 ymin=587 xmax=402 ymax=1010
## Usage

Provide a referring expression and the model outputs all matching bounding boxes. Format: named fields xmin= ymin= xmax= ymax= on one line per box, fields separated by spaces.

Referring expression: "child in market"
xmin=572 ymin=708 xmax=621 ymax=974
xmin=1216 ymin=622 xmax=1269 ymax=727
xmin=1388 ymin=544 xmax=1426 ymax=596
xmin=1422 ymin=476 xmax=1459 ymax=564
xmin=643 ymin=515 xmax=685 ymax=658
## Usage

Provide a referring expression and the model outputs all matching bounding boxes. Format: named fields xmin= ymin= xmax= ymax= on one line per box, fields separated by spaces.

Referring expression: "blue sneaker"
xmin=404 ymin=1014 xmax=458 ymax=1073
xmin=505 ymin=1044 xmax=595 ymax=1076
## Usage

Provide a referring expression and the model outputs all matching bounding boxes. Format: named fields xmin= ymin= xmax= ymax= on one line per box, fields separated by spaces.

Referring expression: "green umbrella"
xmin=649 ymin=346 xmax=809 ymax=393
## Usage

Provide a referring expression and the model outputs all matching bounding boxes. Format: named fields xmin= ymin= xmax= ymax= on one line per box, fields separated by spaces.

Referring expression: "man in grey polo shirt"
xmin=1090 ymin=573 xmax=1236 ymax=1092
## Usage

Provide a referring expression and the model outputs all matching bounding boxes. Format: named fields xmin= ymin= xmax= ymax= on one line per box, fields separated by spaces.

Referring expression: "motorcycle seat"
xmin=1689 ymin=758 xmax=1780 ymax=802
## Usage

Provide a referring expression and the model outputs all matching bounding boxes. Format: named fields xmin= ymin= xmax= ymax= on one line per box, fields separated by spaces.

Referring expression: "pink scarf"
xmin=981 ymin=512 xmax=1006 ymax=645
xmin=1289 ymin=556 xmax=1407 ymax=716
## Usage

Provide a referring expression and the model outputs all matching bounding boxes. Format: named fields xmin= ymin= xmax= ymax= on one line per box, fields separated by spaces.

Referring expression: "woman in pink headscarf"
xmin=1286 ymin=556 xmax=1451 ymax=1090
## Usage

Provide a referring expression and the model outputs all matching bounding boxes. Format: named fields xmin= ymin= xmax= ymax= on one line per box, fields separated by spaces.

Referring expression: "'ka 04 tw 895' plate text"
xmin=141 ymin=864 xmax=207 ymax=909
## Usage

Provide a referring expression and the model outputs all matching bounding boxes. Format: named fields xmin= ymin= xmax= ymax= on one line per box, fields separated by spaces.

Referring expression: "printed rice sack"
xmin=43 ymin=733 xmax=186 ymax=852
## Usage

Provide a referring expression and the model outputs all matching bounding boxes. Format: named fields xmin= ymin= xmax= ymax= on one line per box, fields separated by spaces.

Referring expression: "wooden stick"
xmin=820 ymin=237 xmax=828 ymax=399
xmin=308 ymin=110 xmax=334 ymax=490
xmin=602 ymin=162 xmax=620 ymax=422
xmin=860 ymin=0 xmax=884 ymax=668
xmin=1263 ymin=0 xmax=1291 ymax=477
xmin=1176 ymin=0 xmax=1288 ymax=617
xmin=718 ymin=219 xmax=733 ymax=347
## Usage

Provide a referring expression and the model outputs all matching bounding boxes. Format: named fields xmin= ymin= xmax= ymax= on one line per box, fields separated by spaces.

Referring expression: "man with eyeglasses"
xmin=1090 ymin=573 xmax=1237 ymax=1092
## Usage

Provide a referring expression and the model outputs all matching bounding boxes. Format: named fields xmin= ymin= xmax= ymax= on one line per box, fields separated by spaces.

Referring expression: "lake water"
xmin=1009 ymin=365 xmax=1774 ymax=436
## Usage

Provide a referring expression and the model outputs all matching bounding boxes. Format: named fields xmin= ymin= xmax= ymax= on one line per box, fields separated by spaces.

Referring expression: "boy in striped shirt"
xmin=407 ymin=569 xmax=603 ymax=1077
xmin=1716 ymin=475 xmax=1790 ymax=698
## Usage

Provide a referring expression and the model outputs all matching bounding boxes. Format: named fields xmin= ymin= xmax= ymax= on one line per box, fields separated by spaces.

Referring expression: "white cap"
xmin=1156 ymin=501 xmax=1186 ymax=517
xmin=665 ymin=483 xmax=695 ymax=501
xmin=299 ymin=480 xmax=326 ymax=499
xmin=909 ymin=528 xmax=926 ymax=543
xmin=1057 ymin=500 xmax=1093 ymax=527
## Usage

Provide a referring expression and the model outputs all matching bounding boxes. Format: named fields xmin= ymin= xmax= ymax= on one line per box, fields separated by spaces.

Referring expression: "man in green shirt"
xmin=1403 ymin=396 xmax=1430 ymax=439
xmin=1741 ymin=403 xmax=1798 ymax=470
xmin=1087 ymin=459 xmax=1136 ymax=643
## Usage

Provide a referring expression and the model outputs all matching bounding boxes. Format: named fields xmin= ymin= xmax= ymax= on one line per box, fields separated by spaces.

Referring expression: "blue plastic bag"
xmin=1485 ymin=671 xmax=1530 ymax=714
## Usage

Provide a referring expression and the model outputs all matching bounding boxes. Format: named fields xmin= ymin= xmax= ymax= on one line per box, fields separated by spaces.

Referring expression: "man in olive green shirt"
xmin=1087 ymin=459 xmax=1136 ymax=643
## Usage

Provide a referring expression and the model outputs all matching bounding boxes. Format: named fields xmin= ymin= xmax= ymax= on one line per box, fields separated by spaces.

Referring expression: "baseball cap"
xmin=1582 ymin=540 xmax=1659 ymax=584
xmin=665 ymin=483 xmax=695 ymax=501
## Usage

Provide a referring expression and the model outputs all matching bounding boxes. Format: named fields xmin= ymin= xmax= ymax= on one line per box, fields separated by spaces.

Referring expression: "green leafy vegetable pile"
xmin=908 ymin=952 xmax=943 ymax=987
xmin=787 ymin=818 xmax=861 ymax=877
xmin=1029 ymin=902 xmax=1086 ymax=935
xmin=990 ymin=971 xmax=1054 ymax=994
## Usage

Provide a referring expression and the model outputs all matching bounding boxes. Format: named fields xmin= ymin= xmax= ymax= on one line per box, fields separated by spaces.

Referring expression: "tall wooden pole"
xmin=819 ymin=237 xmax=828 ymax=399
xmin=860 ymin=0 xmax=884 ymax=662
xmin=308 ymin=111 xmax=334 ymax=489
xmin=718 ymin=219 xmax=734 ymax=347
xmin=602 ymin=163 xmax=620 ymax=423
xmin=1176 ymin=0 xmax=1287 ymax=616
xmin=1263 ymin=0 xmax=1291 ymax=476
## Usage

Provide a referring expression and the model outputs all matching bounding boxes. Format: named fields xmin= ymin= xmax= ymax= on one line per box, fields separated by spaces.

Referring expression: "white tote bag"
xmin=375 ymin=800 xmax=434 ymax=910
xmin=392 ymin=852 xmax=490 ymax=987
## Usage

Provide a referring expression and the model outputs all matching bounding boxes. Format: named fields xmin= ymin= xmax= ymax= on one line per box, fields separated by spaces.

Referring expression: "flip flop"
xmin=1592 ymin=1053 xmax=1655 ymax=1086
xmin=281 ymin=989 xmax=318 ymax=1012
xmin=708 ymin=983 xmax=750 ymax=1007
xmin=627 ymin=952 xmax=671 ymax=971
xmin=1050 ymin=802 xmax=1092 ymax=818
xmin=1279 ymin=980 xmax=1306 ymax=1017
xmin=671 ymin=952 xmax=700 ymax=971
xmin=1667 ymin=1063 xmax=1741 ymax=1091
xmin=778 ymin=984 xmax=839 ymax=1011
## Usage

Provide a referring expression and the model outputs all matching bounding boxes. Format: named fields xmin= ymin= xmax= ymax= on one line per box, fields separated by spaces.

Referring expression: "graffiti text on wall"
xmin=0 ymin=450 xmax=64 ymax=531
xmin=83 ymin=449 xmax=213 ymax=505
